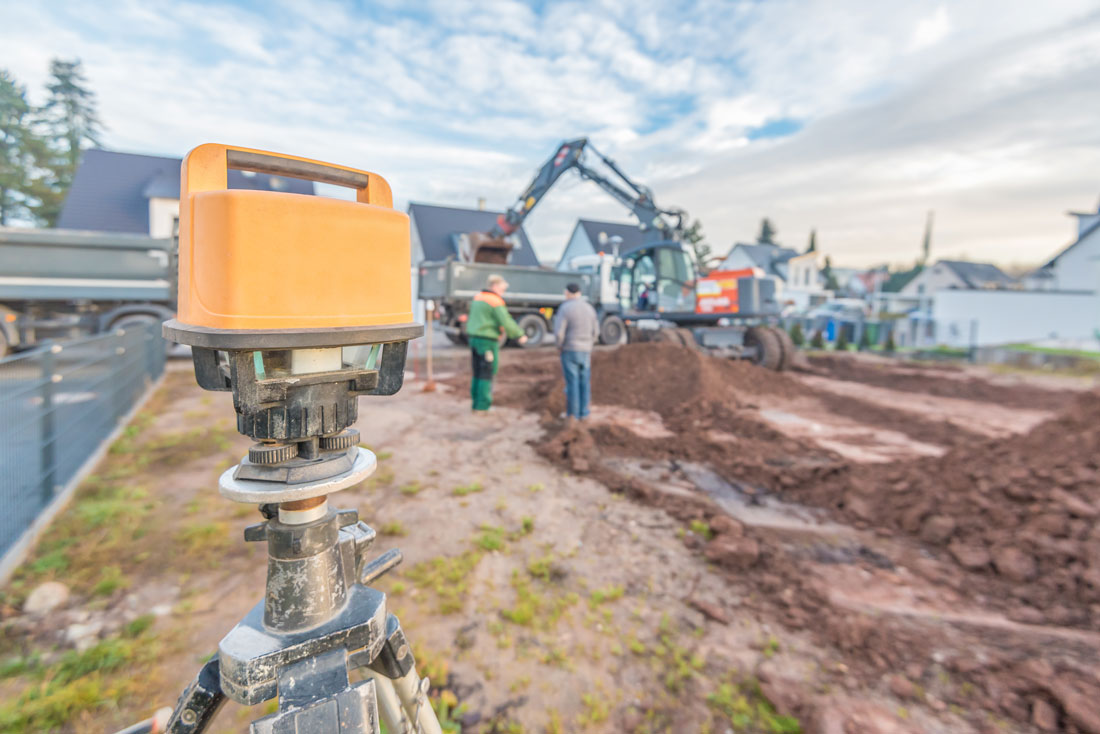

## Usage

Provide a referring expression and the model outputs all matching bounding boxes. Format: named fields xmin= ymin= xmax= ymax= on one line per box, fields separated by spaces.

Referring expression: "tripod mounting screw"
xmin=249 ymin=442 xmax=298 ymax=465
xmin=319 ymin=428 xmax=361 ymax=451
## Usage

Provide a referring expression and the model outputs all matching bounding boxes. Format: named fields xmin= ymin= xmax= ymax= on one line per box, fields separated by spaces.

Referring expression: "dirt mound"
xmin=499 ymin=342 xmax=807 ymax=417
xmin=808 ymin=353 xmax=1074 ymax=411
xmin=811 ymin=390 xmax=1100 ymax=628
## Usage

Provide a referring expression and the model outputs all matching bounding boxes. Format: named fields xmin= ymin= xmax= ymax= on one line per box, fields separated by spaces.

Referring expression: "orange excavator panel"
xmin=177 ymin=143 xmax=414 ymax=331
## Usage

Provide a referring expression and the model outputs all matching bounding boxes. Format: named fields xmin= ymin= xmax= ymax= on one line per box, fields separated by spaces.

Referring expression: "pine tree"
xmin=806 ymin=229 xmax=817 ymax=253
xmin=835 ymin=327 xmax=849 ymax=351
xmin=858 ymin=327 xmax=871 ymax=351
xmin=0 ymin=69 xmax=36 ymax=225
xmin=31 ymin=58 xmax=102 ymax=226
xmin=810 ymin=329 xmax=825 ymax=349
xmin=822 ymin=255 xmax=840 ymax=291
xmin=756 ymin=218 xmax=777 ymax=245
xmin=683 ymin=219 xmax=712 ymax=274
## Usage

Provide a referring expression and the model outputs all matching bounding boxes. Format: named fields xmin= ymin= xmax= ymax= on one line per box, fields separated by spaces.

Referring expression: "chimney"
xmin=477 ymin=197 xmax=486 ymax=211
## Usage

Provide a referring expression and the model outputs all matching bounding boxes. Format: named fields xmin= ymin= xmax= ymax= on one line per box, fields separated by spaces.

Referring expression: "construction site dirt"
xmin=453 ymin=343 xmax=1100 ymax=732
xmin=4 ymin=345 xmax=1100 ymax=733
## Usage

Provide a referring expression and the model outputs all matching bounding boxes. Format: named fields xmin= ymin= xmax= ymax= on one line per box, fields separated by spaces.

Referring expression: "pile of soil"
xmin=811 ymin=389 xmax=1100 ymax=629
xmin=499 ymin=342 xmax=808 ymax=417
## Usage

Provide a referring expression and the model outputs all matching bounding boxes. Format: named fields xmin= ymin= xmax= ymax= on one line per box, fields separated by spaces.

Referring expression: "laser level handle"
xmin=181 ymin=143 xmax=394 ymax=208
xmin=227 ymin=149 xmax=369 ymax=192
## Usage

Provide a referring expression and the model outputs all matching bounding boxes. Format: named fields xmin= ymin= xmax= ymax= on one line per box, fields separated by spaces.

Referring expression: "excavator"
xmin=422 ymin=138 xmax=794 ymax=369
xmin=465 ymin=138 xmax=687 ymax=263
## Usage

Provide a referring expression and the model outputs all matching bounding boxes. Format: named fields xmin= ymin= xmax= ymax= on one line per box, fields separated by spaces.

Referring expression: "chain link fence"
xmin=0 ymin=323 xmax=166 ymax=558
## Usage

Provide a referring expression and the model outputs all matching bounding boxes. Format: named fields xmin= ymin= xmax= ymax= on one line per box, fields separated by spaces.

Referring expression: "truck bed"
xmin=0 ymin=227 xmax=173 ymax=301
xmin=418 ymin=258 xmax=597 ymax=307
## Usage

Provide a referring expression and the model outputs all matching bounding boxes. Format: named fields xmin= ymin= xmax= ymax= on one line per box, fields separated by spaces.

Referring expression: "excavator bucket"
xmin=466 ymin=231 xmax=514 ymax=264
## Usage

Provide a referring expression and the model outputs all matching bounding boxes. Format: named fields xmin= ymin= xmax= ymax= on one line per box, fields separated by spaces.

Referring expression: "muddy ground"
xmin=1 ymin=345 xmax=1098 ymax=733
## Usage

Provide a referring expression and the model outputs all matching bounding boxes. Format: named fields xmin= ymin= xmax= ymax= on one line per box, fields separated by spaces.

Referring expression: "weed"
xmin=628 ymin=636 xmax=646 ymax=655
xmin=389 ymin=582 xmax=407 ymax=596
xmin=762 ymin=636 xmax=780 ymax=659
xmin=527 ymin=483 xmax=544 ymax=493
xmin=578 ymin=693 xmax=610 ymax=725
xmin=477 ymin=526 xmax=506 ymax=551
xmin=380 ymin=521 xmax=408 ymax=537
xmin=706 ymin=678 xmax=801 ymax=733
xmin=689 ymin=520 xmax=714 ymax=540
xmin=452 ymin=482 xmax=484 ymax=497
xmin=520 ymin=516 xmax=535 ymax=535
xmin=588 ymin=584 xmax=624 ymax=609
xmin=376 ymin=450 xmax=393 ymax=461
xmin=526 ymin=553 xmax=554 ymax=581
xmin=546 ymin=710 xmax=563 ymax=734
xmin=399 ymin=481 xmax=422 ymax=496
xmin=177 ymin=520 xmax=231 ymax=554
xmin=93 ymin=565 xmax=129 ymax=596
xmin=406 ymin=552 xmax=483 ymax=614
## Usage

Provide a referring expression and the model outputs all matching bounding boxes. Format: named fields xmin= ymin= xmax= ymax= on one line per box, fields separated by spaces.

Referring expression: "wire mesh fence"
xmin=0 ymin=323 xmax=166 ymax=557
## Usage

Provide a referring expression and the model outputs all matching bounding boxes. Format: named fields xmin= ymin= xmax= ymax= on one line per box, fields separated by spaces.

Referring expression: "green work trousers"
xmin=469 ymin=336 xmax=500 ymax=411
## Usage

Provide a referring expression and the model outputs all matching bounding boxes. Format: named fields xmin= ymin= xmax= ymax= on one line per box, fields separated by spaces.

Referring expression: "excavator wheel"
xmin=744 ymin=326 xmax=783 ymax=371
xmin=769 ymin=326 xmax=795 ymax=371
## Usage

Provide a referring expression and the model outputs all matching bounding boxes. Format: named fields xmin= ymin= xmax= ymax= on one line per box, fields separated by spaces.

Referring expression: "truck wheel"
xmin=769 ymin=326 xmax=795 ymax=371
xmin=745 ymin=326 xmax=783 ymax=371
xmin=599 ymin=315 xmax=626 ymax=345
xmin=516 ymin=314 xmax=547 ymax=348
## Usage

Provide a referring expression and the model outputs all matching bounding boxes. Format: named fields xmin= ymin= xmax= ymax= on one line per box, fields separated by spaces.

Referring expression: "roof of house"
xmin=937 ymin=259 xmax=1015 ymax=288
xmin=1032 ymin=216 xmax=1100 ymax=275
xmin=881 ymin=265 xmax=923 ymax=293
xmin=576 ymin=219 xmax=645 ymax=253
xmin=722 ymin=242 xmax=799 ymax=279
xmin=58 ymin=149 xmax=314 ymax=234
xmin=407 ymin=202 xmax=540 ymax=266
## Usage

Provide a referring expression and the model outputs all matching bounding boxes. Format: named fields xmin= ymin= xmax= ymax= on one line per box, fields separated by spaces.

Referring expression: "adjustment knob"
xmin=319 ymin=428 xmax=360 ymax=451
xmin=248 ymin=442 xmax=297 ymax=465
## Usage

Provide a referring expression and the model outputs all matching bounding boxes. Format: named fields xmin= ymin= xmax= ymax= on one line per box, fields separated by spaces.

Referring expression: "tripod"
xmin=163 ymin=431 xmax=442 ymax=734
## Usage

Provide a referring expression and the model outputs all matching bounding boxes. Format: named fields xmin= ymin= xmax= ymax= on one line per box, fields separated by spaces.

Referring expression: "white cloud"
xmin=0 ymin=0 xmax=1097 ymax=267
xmin=910 ymin=6 xmax=952 ymax=51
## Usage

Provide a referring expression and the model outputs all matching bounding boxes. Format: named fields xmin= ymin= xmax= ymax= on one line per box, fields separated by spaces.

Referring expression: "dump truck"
xmin=419 ymin=138 xmax=796 ymax=369
xmin=0 ymin=227 xmax=176 ymax=356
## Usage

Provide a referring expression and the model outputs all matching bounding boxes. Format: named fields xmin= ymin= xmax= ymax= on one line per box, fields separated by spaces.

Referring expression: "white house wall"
xmin=899 ymin=262 xmax=966 ymax=297
xmin=1049 ymin=226 xmax=1100 ymax=291
xmin=148 ymin=197 xmax=179 ymax=239
xmin=933 ymin=289 xmax=1099 ymax=347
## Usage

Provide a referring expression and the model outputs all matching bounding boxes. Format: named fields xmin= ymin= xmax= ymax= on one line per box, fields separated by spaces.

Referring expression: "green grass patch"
xmin=380 ymin=521 xmax=408 ymax=537
xmin=452 ymin=482 xmax=484 ymax=497
xmin=707 ymin=678 xmax=802 ymax=733
xmin=588 ymin=584 xmax=624 ymax=609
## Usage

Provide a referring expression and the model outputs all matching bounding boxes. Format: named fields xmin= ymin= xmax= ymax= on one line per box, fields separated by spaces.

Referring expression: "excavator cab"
xmin=616 ymin=243 xmax=698 ymax=317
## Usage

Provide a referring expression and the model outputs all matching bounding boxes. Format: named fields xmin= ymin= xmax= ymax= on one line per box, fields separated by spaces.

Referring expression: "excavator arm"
xmin=467 ymin=138 xmax=686 ymax=263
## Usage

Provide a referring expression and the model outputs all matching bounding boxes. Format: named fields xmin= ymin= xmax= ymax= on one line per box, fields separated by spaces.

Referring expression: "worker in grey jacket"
xmin=553 ymin=283 xmax=600 ymax=420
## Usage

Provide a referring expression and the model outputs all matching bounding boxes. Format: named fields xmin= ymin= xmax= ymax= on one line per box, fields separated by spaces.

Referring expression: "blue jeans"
xmin=560 ymin=350 xmax=591 ymax=419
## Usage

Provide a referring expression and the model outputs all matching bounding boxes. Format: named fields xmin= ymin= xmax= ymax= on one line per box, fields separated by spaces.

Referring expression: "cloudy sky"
xmin=3 ymin=0 xmax=1099 ymax=267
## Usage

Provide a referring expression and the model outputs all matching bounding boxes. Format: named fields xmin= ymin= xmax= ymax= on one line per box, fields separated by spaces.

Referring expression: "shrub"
xmin=810 ymin=330 xmax=825 ymax=349
xmin=858 ymin=328 xmax=871 ymax=351
xmin=788 ymin=322 xmax=805 ymax=347
xmin=835 ymin=328 xmax=849 ymax=351
xmin=884 ymin=330 xmax=897 ymax=353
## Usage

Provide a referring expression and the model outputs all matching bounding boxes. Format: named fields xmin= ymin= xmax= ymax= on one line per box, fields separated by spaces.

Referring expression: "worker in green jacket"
xmin=466 ymin=274 xmax=527 ymax=412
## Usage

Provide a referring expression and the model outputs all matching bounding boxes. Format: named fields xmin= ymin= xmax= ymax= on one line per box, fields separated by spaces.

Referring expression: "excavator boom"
xmin=465 ymin=138 xmax=686 ymax=263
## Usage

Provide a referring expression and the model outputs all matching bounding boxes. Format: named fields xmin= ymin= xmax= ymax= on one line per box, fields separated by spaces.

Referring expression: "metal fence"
xmin=0 ymin=323 xmax=166 ymax=557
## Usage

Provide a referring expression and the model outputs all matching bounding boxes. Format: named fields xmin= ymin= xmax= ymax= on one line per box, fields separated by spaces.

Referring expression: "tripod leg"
xmin=360 ymin=614 xmax=444 ymax=734
xmin=364 ymin=672 xmax=413 ymax=733
xmin=166 ymin=657 xmax=226 ymax=733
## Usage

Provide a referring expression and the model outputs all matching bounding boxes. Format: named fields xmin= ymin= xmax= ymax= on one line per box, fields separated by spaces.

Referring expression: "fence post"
xmin=40 ymin=343 xmax=60 ymax=502
xmin=113 ymin=329 xmax=128 ymax=421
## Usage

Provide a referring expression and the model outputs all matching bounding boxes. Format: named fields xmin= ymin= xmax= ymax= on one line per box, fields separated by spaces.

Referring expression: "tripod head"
xmin=160 ymin=145 xmax=439 ymax=734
